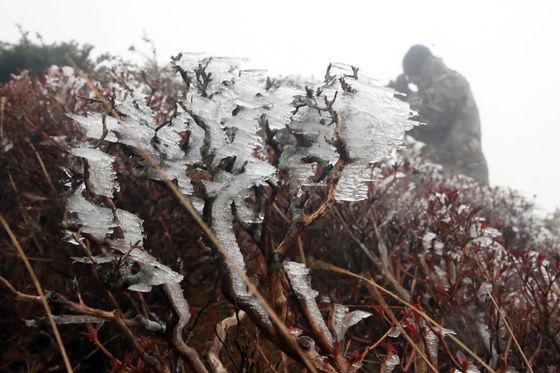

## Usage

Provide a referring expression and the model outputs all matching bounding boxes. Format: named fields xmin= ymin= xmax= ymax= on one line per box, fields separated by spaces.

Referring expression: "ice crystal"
xmin=70 ymin=96 xmax=194 ymax=195
xmin=1 ymin=138 xmax=13 ymax=153
xmin=66 ymin=187 xmax=115 ymax=240
xmin=330 ymin=304 xmax=372 ymax=342
xmin=70 ymin=147 xmax=118 ymax=197
xmin=347 ymin=362 xmax=362 ymax=373
xmin=283 ymin=261 xmax=333 ymax=342
xmin=66 ymin=185 xmax=182 ymax=292
xmin=382 ymin=352 xmax=400 ymax=372
xmin=425 ymin=328 xmax=439 ymax=364
xmin=280 ymin=63 xmax=417 ymax=199
xmin=328 ymin=64 xmax=417 ymax=201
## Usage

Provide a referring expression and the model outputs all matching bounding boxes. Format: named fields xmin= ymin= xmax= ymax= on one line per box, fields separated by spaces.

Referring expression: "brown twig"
xmin=0 ymin=216 xmax=73 ymax=373
xmin=0 ymin=274 xmax=167 ymax=371
xmin=366 ymin=274 xmax=437 ymax=372
xmin=163 ymin=283 xmax=208 ymax=373
xmin=297 ymin=237 xmax=306 ymax=265
xmin=72 ymin=334 xmax=121 ymax=372
xmin=331 ymin=206 xmax=411 ymax=302
xmin=275 ymin=158 xmax=346 ymax=257
xmin=208 ymin=310 xmax=246 ymax=373
xmin=255 ymin=336 xmax=280 ymax=373
xmin=487 ymin=290 xmax=533 ymax=372
xmin=86 ymin=323 xmax=116 ymax=360
xmin=312 ymin=260 xmax=497 ymax=373
xmin=26 ymin=139 xmax=57 ymax=193
xmin=358 ymin=326 xmax=394 ymax=363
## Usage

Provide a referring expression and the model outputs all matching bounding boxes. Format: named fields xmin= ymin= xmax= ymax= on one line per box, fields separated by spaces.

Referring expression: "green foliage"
xmin=0 ymin=28 xmax=94 ymax=83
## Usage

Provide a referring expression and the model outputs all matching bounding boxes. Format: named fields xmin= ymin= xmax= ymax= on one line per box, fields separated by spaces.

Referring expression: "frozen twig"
xmin=163 ymin=283 xmax=209 ymax=373
xmin=208 ymin=310 xmax=246 ymax=373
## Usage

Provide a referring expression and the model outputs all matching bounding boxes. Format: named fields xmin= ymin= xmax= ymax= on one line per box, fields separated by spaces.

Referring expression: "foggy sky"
xmin=2 ymin=0 xmax=559 ymax=211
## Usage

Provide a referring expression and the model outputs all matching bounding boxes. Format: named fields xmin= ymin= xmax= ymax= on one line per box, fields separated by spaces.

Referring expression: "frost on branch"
xmin=66 ymin=188 xmax=116 ymax=240
xmin=283 ymin=261 xmax=333 ymax=343
xmin=5 ymin=58 xmax=560 ymax=372
xmin=70 ymin=147 xmax=119 ymax=197
xmin=69 ymin=95 xmax=196 ymax=196
xmin=282 ymin=62 xmax=417 ymax=200
xmin=66 ymin=185 xmax=182 ymax=292
xmin=66 ymin=104 xmax=185 ymax=292
xmin=329 ymin=303 xmax=372 ymax=342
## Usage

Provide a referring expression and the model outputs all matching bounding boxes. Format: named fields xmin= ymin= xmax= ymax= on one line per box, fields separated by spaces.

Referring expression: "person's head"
xmin=402 ymin=44 xmax=432 ymax=85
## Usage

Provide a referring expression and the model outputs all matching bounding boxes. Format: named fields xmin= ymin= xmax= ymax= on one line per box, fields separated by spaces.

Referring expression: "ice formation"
xmin=66 ymin=53 xmax=419 ymax=335
xmin=329 ymin=304 xmax=372 ymax=342
xmin=283 ymin=261 xmax=333 ymax=342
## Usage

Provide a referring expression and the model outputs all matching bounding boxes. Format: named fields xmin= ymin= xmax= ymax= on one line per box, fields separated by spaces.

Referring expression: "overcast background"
xmin=2 ymin=0 xmax=559 ymax=212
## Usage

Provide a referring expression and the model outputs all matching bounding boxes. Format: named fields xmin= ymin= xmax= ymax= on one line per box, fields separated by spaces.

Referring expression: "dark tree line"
xmin=0 ymin=27 xmax=94 ymax=83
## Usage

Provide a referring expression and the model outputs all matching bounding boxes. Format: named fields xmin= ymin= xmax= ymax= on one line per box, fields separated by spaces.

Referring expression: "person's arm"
xmin=387 ymin=74 xmax=411 ymax=96
xmin=411 ymin=84 xmax=459 ymax=133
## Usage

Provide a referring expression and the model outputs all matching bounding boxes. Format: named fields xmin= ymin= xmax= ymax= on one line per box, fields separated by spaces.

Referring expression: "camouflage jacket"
xmin=407 ymin=56 xmax=489 ymax=184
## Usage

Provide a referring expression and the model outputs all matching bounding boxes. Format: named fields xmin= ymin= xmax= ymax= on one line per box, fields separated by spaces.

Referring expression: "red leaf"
xmin=403 ymin=252 xmax=417 ymax=260
xmin=333 ymin=340 xmax=340 ymax=356
xmin=403 ymin=319 xmax=417 ymax=335
xmin=381 ymin=342 xmax=398 ymax=354
xmin=122 ymin=351 xmax=133 ymax=367
xmin=110 ymin=358 xmax=122 ymax=373
xmin=456 ymin=351 xmax=468 ymax=369
xmin=512 ymin=248 xmax=523 ymax=258
xmin=372 ymin=305 xmax=384 ymax=316
xmin=350 ymin=348 xmax=361 ymax=363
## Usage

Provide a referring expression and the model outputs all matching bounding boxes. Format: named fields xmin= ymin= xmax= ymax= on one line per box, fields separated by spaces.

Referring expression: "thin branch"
xmin=1 ymin=96 xmax=6 ymax=138
xmin=358 ymin=327 xmax=394 ymax=363
xmin=332 ymin=206 xmax=411 ymax=303
xmin=275 ymin=157 xmax=347 ymax=256
xmin=487 ymin=290 xmax=534 ymax=373
xmin=1 ymin=275 xmax=166 ymax=371
xmin=312 ymin=260 xmax=497 ymax=373
xmin=0 ymin=216 xmax=73 ymax=373
xmin=366 ymin=274 xmax=438 ymax=372
xmin=26 ymin=139 xmax=57 ymax=193
xmin=208 ymin=310 xmax=246 ymax=373
xmin=163 ymin=283 xmax=209 ymax=373
xmin=255 ymin=336 xmax=280 ymax=373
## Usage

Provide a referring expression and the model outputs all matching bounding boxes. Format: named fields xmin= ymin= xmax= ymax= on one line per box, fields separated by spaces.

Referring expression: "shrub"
xmin=0 ymin=53 xmax=558 ymax=372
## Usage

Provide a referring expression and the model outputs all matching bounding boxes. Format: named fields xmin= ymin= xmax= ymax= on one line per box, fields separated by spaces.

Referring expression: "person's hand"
xmin=387 ymin=73 xmax=411 ymax=98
